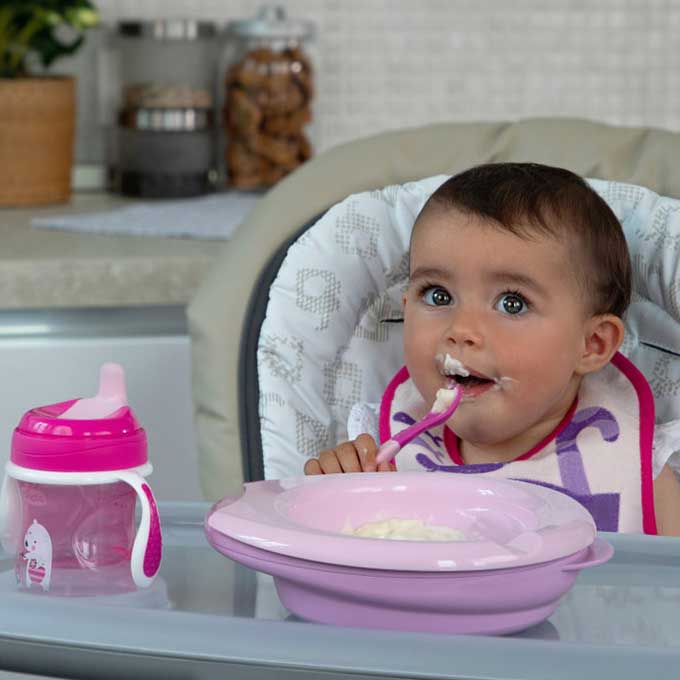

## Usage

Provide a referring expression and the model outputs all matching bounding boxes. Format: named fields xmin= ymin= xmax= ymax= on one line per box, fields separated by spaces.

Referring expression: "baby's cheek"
xmin=402 ymin=326 xmax=420 ymax=367
xmin=402 ymin=345 xmax=432 ymax=400
xmin=508 ymin=375 xmax=566 ymax=423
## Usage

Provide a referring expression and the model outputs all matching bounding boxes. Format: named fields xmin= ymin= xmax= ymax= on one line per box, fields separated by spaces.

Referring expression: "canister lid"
xmin=119 ymin=107 xmax=215 ymax=131
xmin=227 ymin=6 xmax=315 ymax=40
xmin=118 ymin=19 xmax=217 ymax=40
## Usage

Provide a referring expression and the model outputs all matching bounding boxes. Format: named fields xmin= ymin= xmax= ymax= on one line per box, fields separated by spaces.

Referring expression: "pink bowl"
xmin=205 ymin=500 xmax=613 ymax=635
xmin=205 ymin=473 xmax=614 ymax=635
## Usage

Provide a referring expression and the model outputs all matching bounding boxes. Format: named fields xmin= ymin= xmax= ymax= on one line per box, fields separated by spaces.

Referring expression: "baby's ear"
xmin=575 ymin=314 xmax=625 ymax=375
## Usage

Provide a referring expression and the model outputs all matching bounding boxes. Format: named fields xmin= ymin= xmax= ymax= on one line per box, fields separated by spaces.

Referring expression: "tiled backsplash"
xmin=61 ymin=0 xmax=680 ymax=165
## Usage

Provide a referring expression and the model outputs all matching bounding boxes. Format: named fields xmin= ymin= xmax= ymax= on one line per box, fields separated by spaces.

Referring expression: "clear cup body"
xmin=15 ymin=480 xmax=137 ymax=596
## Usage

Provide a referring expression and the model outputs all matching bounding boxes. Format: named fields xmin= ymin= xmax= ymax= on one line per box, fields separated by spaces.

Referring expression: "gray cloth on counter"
xmin=31 ymin=192 xmax=261 ymax=240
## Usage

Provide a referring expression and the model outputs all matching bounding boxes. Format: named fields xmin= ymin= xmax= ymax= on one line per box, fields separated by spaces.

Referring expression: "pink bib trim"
xmin=610 ymin=352 xmax=657 ymax=535
xmin=379 ymin=365 xmax=410 ymax=459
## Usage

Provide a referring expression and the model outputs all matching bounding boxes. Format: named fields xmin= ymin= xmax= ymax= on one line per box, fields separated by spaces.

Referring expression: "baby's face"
xmin=403 ymin=209 xmax=591 ymax=451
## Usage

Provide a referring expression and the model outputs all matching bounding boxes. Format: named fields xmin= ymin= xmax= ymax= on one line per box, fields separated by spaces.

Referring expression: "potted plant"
xmin=0 ymin=1 xmax=98 ymax=206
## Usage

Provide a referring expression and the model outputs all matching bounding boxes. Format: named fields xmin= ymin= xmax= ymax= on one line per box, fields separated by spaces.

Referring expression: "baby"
xmin=304 ymin=163 xmax=680 ymax=536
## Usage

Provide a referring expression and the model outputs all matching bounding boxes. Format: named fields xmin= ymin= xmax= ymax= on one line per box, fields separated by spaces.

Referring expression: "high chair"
xmin=188 ymin=117 xmax=680 ymax=499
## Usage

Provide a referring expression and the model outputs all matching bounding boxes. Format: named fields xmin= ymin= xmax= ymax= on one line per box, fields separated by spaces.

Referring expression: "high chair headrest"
xmin=590 ymin=179 xmax=680 ymax=428
xmin=258 ymin=176 xmax=680 ymax=479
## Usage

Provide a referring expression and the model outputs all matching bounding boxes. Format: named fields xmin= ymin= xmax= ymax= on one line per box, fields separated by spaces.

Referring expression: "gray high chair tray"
xmin=0 ymin=502 xmax=678 ymax=680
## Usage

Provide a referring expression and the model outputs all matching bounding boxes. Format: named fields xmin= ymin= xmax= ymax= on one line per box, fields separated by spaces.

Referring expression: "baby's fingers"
xmin=303 ymin=458 xmax=323 ymax=475
xmin=354 ymin=433 xmax=378 ymax=472
xmin=355 ymin=434 xmax=396 ymax=472
xmin=317 ymin=448 xmax=346 ymax=474
xmin=303 ymin=437 xmax=395 ymax=476
xmin=334 ymin=441 xmax=365 ymax=473
xmin=377 ymin=457 xmax=397 ymax=472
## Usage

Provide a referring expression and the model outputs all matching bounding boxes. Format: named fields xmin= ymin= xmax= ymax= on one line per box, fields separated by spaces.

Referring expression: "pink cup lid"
xmin=10 ymin=364 xmax=148 ymax=473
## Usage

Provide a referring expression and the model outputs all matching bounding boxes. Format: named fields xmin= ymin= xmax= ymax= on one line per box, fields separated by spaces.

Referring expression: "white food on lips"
xmin=439 ymin=352 xmax=513 ymax=389
xmin=344 ymin=518 xmax=466 ymax=541
xmin=435 ymin=352 xmax=470 ymax=378
xmin=440 ymin=354 xmax=469 ymax=378
xmin=431 ymin=353 xmax=466 ymax=411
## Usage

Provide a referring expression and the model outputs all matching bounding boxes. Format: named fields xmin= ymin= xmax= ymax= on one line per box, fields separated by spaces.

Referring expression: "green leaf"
xmin=0 ymin=0 xmax=98 ymax=76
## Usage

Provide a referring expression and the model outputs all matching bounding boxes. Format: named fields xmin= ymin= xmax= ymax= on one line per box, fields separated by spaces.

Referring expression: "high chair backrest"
xmin=252 ymin=176 xmax=680 ymax=481
xmin=188 ymin=118 xmax=680 ymax=499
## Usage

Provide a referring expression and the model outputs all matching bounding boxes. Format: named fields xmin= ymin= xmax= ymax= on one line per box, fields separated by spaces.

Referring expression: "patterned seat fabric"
xmin=257 ymin=176 xmax=680 ymax=480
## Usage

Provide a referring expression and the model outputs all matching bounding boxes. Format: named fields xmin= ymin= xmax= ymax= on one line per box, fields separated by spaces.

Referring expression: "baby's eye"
xmin=495 ymin=292 xmax=528 ymax=315
xmin=422 ymin=286 xmax=452 ymax=306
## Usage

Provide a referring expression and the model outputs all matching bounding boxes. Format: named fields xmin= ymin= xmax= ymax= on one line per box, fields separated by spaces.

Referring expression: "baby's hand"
xmin=303 ymin=433 xmax=396 ymax=475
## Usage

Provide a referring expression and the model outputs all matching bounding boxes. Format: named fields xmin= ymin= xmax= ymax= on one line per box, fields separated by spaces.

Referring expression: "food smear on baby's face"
xmin=438 ymin=354 xmax=469 ymax=378
xmin=344 ymin=518 xmax=466 ymax=541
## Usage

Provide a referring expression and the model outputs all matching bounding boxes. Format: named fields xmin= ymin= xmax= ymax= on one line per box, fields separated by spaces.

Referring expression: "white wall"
xmin=66 ymin=0 xmax=680 ymax=164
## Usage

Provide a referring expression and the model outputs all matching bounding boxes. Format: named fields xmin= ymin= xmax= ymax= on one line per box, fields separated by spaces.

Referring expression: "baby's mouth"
xmin=437 ymin=354 xmax=496 ymax=398
xmin=450 ymin=373 xmax=493 ymax=388
xmin=449 ymin=373 xmax=496 ymax=398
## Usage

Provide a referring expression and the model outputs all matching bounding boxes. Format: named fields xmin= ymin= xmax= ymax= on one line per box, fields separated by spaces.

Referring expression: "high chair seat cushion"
xmin=188 ymin=118 xmax=680 ymax=497
xmin=257 ymin=176 xmax=680 ymax=481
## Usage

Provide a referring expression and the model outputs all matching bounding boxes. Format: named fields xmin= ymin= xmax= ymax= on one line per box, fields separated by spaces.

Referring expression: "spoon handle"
xmin=375 ymin=385 xmax=461 ymax=465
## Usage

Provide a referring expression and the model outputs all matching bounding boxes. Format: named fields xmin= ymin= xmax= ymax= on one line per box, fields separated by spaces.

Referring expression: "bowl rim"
xmin=205 ymin=472 xmax=597 ymax=572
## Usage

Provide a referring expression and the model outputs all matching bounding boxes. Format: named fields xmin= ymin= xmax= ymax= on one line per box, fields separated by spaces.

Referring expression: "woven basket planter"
xmin=0 ymin=76 xmax=75 ymax=206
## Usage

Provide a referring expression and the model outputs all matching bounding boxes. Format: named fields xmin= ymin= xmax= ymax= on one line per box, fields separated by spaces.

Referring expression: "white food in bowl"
xmin=344 ymin=518 xmax=466 ymax=541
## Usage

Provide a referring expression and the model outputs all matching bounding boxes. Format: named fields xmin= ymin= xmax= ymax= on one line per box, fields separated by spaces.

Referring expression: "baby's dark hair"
xmin=417 ymin=163 xmax=632 ymax=317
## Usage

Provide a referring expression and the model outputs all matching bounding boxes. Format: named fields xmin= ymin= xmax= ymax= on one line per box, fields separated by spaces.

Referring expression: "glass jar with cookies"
xmin=220 ymin=6 xmax=316 ymax=190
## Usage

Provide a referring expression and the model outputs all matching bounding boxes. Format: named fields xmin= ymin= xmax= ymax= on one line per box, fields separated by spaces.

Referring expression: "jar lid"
xmin=227 ymin=5 xmax=314 ymax=40
xmin=118 ymin=19 xmax=217 ymax=40
xmin=124 ymin=84 xmax=214 ymax=110
xmin=119 ymin=107 xmax=214 ymax=132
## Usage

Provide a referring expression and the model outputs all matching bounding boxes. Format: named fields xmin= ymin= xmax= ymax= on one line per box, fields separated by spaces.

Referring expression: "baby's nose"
xmin=445 ymin=311 xmax=484 ymax=347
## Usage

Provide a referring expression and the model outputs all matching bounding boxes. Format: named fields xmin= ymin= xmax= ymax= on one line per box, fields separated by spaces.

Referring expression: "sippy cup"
xmin=0 ymin=363 xmax=162 ymax=596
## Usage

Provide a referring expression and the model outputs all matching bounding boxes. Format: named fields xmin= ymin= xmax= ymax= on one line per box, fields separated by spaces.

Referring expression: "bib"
xmin=379 ymin=352 xmax=657 ymax=534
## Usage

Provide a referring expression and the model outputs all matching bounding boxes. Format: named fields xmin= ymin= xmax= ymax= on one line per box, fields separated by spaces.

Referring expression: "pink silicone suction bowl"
xmin=205 ymin=474 xmax=613 ymax=635
xmin=207 ymin=515 xmax=613 ymax=635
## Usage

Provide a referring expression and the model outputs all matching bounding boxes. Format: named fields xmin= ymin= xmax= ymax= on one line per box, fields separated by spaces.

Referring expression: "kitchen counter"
xmin=0 ymin=192 xmax=226 ymax=309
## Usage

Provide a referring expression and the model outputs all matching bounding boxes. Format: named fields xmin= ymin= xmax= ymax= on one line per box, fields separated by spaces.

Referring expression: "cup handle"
xmin=116 ymin=471 xmax=162 ymax=588
xmin=0 ymin=474 xmax=21 ymax=555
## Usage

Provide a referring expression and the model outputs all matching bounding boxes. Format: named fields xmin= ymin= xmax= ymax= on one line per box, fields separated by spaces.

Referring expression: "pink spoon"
xmin=375 ymin=384 xmax=462 ymax=466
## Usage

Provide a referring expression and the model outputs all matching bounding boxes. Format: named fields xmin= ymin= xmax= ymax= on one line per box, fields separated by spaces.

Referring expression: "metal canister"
xmin=111 ymin=19 xmax=219 ymax=198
